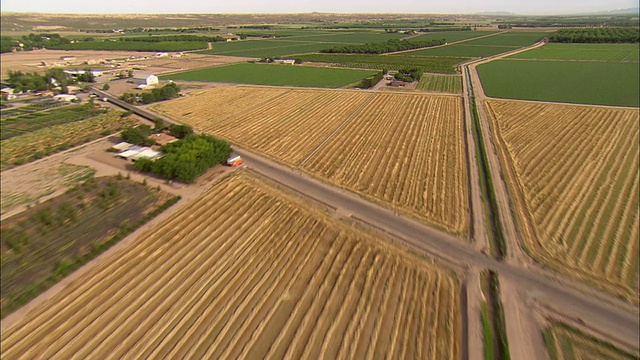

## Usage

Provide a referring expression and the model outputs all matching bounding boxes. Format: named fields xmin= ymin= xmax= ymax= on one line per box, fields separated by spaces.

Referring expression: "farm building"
xmin=111 ymin=142 xmax=132 ymax=152
xmin=117 ymin=146 xmax=164 ymax=161
xmin=274 ymin=59 xmax=296 ymax=65
xmin=148 ymin=132 xmax=178 ymax=146
xmin=64 ymin=70 xmax=103 ymax=77
xmin=132 ymin=73 xmax=159 ymax=87
xmin=53 ymin=94 xmax=79 ymax=102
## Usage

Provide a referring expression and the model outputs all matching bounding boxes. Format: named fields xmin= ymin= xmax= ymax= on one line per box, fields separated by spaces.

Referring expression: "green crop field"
xmin=197 ymin=40 xmax=347 ymax=57
xmin=295 ymin=53 xmax=468 ymax=73
xmin=403 ymin=30 xmax=548 ymax=58
xmin=416 ymin=74 xmax=462 ymax=93
xmin=410 ymin=30 xmax=499 ymax=43
xmin=509 ymin=43 xmax=640 ymax=61
xmin=478 ymin=60 xmax=639 ymax=107
xmin=463 ymin=31 xmax=549 ymax=46
xmin=161 ymin=63 xmax=378 ymax=88
xmin=283 ymin=31 xmax=409 ymax=43
xmin=405 ymin=44 xmax=520 ymax=57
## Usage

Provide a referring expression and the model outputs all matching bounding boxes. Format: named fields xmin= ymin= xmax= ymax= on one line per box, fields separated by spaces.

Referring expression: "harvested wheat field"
xmin=1 ymin=171 xmax=462 ymax=360
xmin=152 ymin=86 xmax=468 ymax=234
xmin=544 ymin=322 xmax=638 ymax=360
xmin=485 ymin=99 xmax=639 ymax=300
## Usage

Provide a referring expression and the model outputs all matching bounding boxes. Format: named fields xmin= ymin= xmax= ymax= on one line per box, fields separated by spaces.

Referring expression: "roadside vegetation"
xmin=0 ymin=175 xmax=180 ymax=318
xmin=544 ymin=322 xmax=639 ymax=360
xmin=481 ymin=270 xmax=511 ymax=360
xmin=466 ymin=66 xmax=507 ymax=259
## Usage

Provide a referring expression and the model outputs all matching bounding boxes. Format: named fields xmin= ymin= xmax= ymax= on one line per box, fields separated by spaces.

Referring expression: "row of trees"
xmin=548 ymin=27 xmax=639 ymax=43
xmin=119 ymin=35 xmax=226 ymax=43
xmin=321 ymin=38 xmax=445 ymax=54
xmin=5 ymin=68 xmax=92 ymax=93
xmin=120 ymin=122 xmax=194 ymax=146
xmin=134 ymin=134 xmax=231 ymax=183
xmin=359 ymin=71 xmax=384 ymax=88
xmin=120 ymin=82 xmax=181 ymax=105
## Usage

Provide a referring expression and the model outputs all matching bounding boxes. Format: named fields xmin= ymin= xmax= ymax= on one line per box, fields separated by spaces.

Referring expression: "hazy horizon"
xmin=0 ymin=0 xmax=638 ymax=16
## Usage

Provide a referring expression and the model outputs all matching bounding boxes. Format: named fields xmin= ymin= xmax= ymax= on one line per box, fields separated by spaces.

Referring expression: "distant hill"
xmin=475 ymin=11 xmax=518 ymax=16
xmin=597 ymin=7 xmax=639 ymax=15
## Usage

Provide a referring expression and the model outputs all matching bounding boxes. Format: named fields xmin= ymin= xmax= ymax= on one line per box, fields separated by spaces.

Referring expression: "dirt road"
xmin=235 ymin=148 xmax=640 ymax=353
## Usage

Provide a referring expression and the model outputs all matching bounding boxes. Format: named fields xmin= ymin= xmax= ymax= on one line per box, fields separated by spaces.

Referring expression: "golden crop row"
xmin=486 ymin=99 xmax=639 ymax=300
xmin=152 ymin=86 xmax=469 ymax=235
xmin=1 ymin=172 xmax=461 ymax=360
xmin=545 ymin=323 xmax=636 ymax=360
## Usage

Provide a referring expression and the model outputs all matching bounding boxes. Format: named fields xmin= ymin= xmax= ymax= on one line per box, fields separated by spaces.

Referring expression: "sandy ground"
xmin=1 ymin=48 xmax=251 ymax=79
xmin=130 ymin=54 xmax=253 ymax=76
xmin=0 ymin=49 xmax=156 ymax=77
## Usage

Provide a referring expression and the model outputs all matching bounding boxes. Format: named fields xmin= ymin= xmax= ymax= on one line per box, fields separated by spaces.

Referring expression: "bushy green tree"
xmin=134 ymin=134 xmax=231 ymax=183
xmin=121 ymin=125 xmax=154 ymax=146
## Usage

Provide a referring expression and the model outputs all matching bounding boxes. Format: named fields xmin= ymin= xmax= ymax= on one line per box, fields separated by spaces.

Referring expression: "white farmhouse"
xmin=132 ymin=73 xmax=159 ymax=87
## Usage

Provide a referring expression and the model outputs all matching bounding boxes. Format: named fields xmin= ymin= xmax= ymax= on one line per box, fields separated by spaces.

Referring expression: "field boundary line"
xmin=296 ymin=95 xmax=375 ymax=168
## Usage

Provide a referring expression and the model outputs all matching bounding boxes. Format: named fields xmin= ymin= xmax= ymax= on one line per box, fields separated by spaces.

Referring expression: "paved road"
xmin=236 ymin=148 xmax=640 ymax=352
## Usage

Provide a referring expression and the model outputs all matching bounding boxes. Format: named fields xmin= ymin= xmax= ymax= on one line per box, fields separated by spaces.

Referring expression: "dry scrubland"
xmin=152 ymin=86 xmax=468 ymax=234
xmin=486 ymin=99 xmax=639 ymax=300
xmin=1 ymin=172 xmax=461 ymax=360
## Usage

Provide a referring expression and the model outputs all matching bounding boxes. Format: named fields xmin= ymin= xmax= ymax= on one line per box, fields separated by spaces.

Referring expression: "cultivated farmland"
xmin=485 ymin=99 xmax=639 ymax=300
xmin=161 ymin=63 xmax=378 ymax=88
xmin=0 ymin=111 xmax=137 ymax=170
xmin=1 ymin=171 xmax=462 ymax=360
xmin=509 ymin=43 xmax=640 ymax=61
xmin=294 ymin=53 xmax=468 ymax=73
xmin=416 ymin=74 xmax=462 ymax=93
xmin=478 ymin=60 xmax=639 ymax=107
xmin=405 ymin=31 xmax=548 ymax=58
xmin=544 ymin=322 xmax=639 ymax=360
xmin=152 ymin=86 xmax=469 ymax=234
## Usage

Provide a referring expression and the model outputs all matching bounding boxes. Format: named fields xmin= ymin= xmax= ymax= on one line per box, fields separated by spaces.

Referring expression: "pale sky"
xmin=0 ymin=0 xmax=637 ymax=15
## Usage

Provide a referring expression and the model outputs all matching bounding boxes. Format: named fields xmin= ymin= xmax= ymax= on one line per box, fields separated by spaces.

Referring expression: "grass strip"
xmin=466 ymin=65 xmax=507 ymax=259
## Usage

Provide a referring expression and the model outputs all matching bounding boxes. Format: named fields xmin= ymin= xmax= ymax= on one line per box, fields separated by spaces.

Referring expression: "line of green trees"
xmin=120 ymin=82 xmax=180 ymax=105
xmin=359 ymin=71 xmax=384 ymax=88
xmin=548 ymin=27 xmax=639 ymax=43
xmin=119 ymin=35 xmax=226 ymax=43
xmin=5 ymin=68 xmax=92 ymax=93
xmin=320 ymin=38 xmax=446 ymax=54
xmin=134 ymin=134 xmax=231 ymax=183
